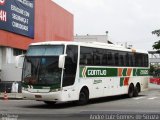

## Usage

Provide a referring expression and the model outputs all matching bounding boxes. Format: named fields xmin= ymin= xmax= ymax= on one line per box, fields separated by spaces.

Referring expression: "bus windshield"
xmin=22 ymin=45 xmax=64 ymax=86
xmin=27 ymin=45 xmax=64 ymax=56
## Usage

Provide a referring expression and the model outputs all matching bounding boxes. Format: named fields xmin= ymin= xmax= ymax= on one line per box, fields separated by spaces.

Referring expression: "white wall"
xmin=2 ymin=64 xmax=22 ymax=82
xmin=6 ymin=48 xmax=14 ymax=64
xmin=1 ymin=47 xmax=22 ymax=82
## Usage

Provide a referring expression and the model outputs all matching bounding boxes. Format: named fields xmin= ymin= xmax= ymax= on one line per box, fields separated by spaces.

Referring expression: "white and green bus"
xmin=19 ymin=41 xmax=149 ymax=105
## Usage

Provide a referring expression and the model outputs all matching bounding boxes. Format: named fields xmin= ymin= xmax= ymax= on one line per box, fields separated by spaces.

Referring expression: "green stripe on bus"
xmin=80 ymin=67 xmax=149 ymax=78
xmin=120 ymin=78 xmax=124 ymax=87
xmin=80 ymin=67 xmax=84 ymax=78
xmin=122 ymin=68 xmax=127 ymax=76
xmin=80 ymin=67 xmax=118 ymax=77
xmin=133 ymin=68 xmax=149 ymax=76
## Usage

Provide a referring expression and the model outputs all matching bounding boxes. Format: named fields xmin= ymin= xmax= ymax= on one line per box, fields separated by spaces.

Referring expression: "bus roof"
xmin=30 ymin=41 xmax=148 ymax=54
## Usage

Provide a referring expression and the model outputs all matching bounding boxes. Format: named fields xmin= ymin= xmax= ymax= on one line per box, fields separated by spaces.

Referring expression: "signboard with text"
xmin=0 ymin=0 xmax=35 ymax=38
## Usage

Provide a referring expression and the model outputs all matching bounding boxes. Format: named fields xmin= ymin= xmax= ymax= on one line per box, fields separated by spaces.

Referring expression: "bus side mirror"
xmin=15 ymin=55 xmax=25 ymax=69
xmin=59 ymin=54 xmax=66 ymax=69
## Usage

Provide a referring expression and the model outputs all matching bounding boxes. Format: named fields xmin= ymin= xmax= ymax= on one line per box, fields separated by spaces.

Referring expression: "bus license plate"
xmin=35 ymin=95 xmax=42 ymax=98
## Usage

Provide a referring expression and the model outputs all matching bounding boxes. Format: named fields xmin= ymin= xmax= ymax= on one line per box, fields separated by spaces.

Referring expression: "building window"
xmin=13 ymin=48 xmax=26 ymax=56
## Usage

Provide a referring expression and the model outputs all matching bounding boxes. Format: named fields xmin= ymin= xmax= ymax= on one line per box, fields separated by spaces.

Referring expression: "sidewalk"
xmin=0 ymin=92 xmax=23 ymax=100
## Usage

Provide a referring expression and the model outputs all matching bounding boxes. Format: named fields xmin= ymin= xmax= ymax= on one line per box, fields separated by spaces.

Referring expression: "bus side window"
xmin=114 ymin=52 xmax=119 ymax=66
xmin=80 ymin=47 xmax=93 ymax=66
xmin=102 ymin=54 xmax=108 ymax=65
xmin=108 ymin=52 xmax=114 ymax=66
xmin=62 ymin=45 xmax=78 ymax=87
xmin=120 ymin=54 xmax=124 ymax=66
xmin=80 ymin=54 xmax=87 ymax=65
xmin=126 ymin=53 xmax=129 ymax=66
xmin=135 ymin=53 xmax=141 ymax=67
xmin=93 ymin=49 xmax=100 ymax=65
xmin=144 ymin=54 xmax=149 ymax=67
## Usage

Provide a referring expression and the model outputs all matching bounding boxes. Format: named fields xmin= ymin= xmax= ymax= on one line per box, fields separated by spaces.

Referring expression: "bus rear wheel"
xmin=133 ymin=86 xmax=139 ymax=97
xmin=128 ymin=84 xmax=134 ymax=98
xmin=77 ymin=89 xmax=89 ymax=105
xmin=136 ymin=83 xmax=141 ymax=93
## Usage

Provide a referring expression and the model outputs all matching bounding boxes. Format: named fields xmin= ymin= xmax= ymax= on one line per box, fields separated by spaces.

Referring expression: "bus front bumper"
xmin=22 ymin=90 xmax=64 ymax=102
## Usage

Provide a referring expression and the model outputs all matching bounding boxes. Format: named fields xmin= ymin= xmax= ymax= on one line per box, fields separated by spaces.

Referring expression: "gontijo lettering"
xmin=140 ymin=70 xmax=149 ymax=75
xmin=88 ymin=70 xmax=107 ymax=76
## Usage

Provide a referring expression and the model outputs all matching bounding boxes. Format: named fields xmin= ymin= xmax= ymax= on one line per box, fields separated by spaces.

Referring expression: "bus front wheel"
xmin=77 ymin=88 xmax=89 ymax=105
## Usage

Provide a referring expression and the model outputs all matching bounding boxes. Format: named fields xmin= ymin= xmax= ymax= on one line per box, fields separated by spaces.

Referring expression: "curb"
xmin=0 ymin=98 xmax=23 ymax=100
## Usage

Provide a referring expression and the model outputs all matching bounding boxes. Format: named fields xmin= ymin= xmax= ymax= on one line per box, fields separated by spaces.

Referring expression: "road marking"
xmin=133 ymin=97 xmax=145 ymax=100
xmin=148 ymin=97 xmax=158 ymax=100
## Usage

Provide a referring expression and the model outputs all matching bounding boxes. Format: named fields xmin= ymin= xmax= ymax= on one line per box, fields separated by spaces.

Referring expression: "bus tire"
xmin=128 ymin=84 xmax=134 ymax=98
xmin=136 ymin=83 xmax=141 ymax=93
xmin=133 ymin=86 xmax=139 ymax=97
xmin=44 ymin=101 xmax=56 ymax=105
xmin=77 ymin=88 xmax=89 ymax=105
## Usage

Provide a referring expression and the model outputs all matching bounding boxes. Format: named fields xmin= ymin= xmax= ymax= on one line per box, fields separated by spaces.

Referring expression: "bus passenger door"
xmin=62 ymin=45 xmax=78 ymax=101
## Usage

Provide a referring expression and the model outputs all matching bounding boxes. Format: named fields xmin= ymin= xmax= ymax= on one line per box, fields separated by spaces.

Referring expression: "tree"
xmin=149 ymin=65 xmax=155 ymax=75
xmin=152 ymin=29 xmax=160 ymax=50
xmin=152 ymin=40 xmax=160 ymax=50
xmin=152 ymin=29 xmax=160 ymax=37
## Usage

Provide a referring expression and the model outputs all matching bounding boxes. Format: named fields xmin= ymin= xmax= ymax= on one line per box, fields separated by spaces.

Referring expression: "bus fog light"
xmin=50 ymin=88 xmax=60 ymax=92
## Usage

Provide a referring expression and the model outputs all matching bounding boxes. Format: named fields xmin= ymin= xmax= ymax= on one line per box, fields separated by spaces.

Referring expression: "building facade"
xmin=149 ymin=51 xmax=160 ymax=66
xmin=0 ymin=0 xmax=73 ymax=92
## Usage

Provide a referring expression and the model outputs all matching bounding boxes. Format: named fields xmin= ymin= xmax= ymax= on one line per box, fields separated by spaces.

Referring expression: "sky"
xmin=53 ymin=0 xmax=160 ymax=51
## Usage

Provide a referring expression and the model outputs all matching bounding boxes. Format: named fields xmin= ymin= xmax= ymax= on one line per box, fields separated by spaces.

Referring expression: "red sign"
xmin=0 ymin=0 xmax=5 ymax=5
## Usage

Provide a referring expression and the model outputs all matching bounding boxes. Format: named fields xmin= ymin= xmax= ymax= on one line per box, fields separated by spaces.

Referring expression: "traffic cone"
xmin=3 ymin=91 xmax=8 ymax=100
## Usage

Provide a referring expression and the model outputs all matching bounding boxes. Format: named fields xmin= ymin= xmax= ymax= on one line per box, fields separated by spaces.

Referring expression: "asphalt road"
xmin=0 ymin=83 xmax=160 ymax=120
